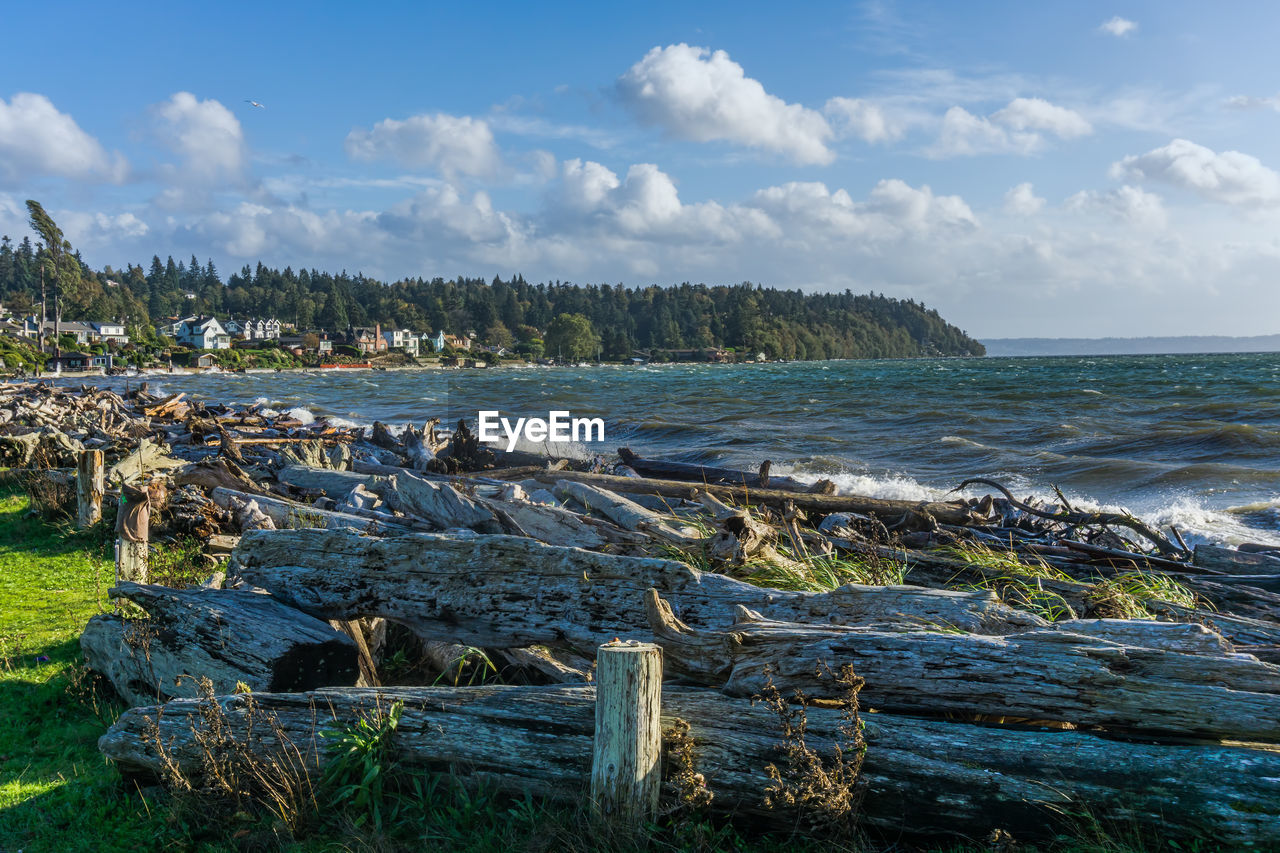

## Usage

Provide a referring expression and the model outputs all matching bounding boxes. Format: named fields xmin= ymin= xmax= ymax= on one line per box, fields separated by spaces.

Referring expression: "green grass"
xmin=0 ymin=488 xmax=159 ymax=853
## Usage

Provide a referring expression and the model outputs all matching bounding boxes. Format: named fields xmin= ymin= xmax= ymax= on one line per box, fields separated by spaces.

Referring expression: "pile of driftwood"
xmin=7 ymin=380 xmax=1279 ymax=843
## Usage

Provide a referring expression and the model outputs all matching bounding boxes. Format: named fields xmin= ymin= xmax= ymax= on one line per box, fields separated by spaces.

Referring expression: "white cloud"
xmin=558 ymin=158 xmax=621 ymax=212
xmin=1004 ymin=183 xmax=1045 ymax=215
xmin=1098 ymin=16 xmax=1137 ymax=37
xmin=927 ymin=96 xmax=1092 ymax=158
xmin=1226 ymin=93 xmax=1280 ymax=111
xmin=153 ymin=92 xmax=245 ymax=181
xmin=616 ymin=43 xmax=834 ymax=165
xmin=823 ymin=97 xmax=904 ymax=143
xmin=928 ymin=106 xmax=1040 ymax=157
xmin=345 ymin=113 xmax=502 ymax=178
xmin=1111 ymin=139 xmax=1280 ymax=206
xmin=1066 ymin=185 xmax=1167 ymax=228
xmin=992 ymin=97 xmax=1092 ymax=138
xmin=0 ymin=93 xmax=126 ymax=184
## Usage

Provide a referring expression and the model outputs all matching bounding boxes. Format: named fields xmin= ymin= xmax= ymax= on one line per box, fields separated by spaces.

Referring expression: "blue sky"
xmin=2 ymin=0 xmax=1279 ymax=338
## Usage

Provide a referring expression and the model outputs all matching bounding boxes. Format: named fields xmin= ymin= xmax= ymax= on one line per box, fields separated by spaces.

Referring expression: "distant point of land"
xmin=981 ymin=334 xmax=1280 ymax=357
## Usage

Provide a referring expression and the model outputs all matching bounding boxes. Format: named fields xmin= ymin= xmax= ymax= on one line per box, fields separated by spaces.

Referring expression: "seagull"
xmin=245 ymin=99 xmax=265 ymax=109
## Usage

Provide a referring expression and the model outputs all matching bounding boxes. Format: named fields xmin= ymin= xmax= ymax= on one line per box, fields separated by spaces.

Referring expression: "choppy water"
xmin=65 ymin=353 xmax=1280 ymax=546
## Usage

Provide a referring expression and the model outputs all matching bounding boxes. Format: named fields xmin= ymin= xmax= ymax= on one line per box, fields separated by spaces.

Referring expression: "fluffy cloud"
xmin=1003 ymin=183 xmax=1045 ymax=215
xmin=1065 ymin=185 xmax=1167 ymax=228
xmin=1110 ymin=139 xmax=1280 ymax=206
xmin=1098 ymin=17 xmax=1137 ymax=37
xmin=153 ymin=92 xmax=245 ymax=181
xmin=823 ymin=97 xmax=904 ymax=143
xmin=928 ymin=98 xmax=1091 ymax=157
xmin=345 ymin=113 xmax=502 ymax=178
xmin=928 ymin=107 xmax=1040 ymax=157
xmin=991 ymin=98 xmax=1092 ymax=138
xmin=617 ymin=44 xmax=834 ymax=165
xmin=0 ymin=93 xmax=126 ymax=184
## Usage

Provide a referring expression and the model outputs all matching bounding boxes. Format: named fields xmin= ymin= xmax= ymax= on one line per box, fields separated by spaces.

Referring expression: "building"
xmin=91 ymin=321 xmax=128 ymax=345
xmin=243 ymin=318 xmax=282 ymax=341
xmin=348 ymin=324 xmax=387 ymax=355
xmin=430 ymin=330 xmax=471 ymax=352
xmin=383 ymin=328 xmax=420 ymax=357
xmin=173 ymin=316 xmax=231 ymax=350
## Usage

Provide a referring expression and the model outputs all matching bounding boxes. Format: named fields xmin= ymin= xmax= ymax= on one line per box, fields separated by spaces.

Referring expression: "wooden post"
xmin=115 ymin=483 xmax=150 ymax=585
xmin=76 ymin=449 xmax=104 ymax=528
xmin=590 ymin=640 xmax=663 ymax=830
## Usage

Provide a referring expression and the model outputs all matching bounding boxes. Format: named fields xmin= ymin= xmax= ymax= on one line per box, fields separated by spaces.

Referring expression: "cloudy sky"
xmin=2 ymin=0 xmax=1279 ymax=338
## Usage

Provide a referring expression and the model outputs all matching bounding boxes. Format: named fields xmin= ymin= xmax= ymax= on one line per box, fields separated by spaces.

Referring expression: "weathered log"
xmin=644 ymin=590 xmax=1280 ymax=742
xmin=555 ymin=480 xmax=699 ymax=542
xmin=277 ymin=465 xmax=380 ymax=496
xmin=1194 ymin=543 xmax=1280 ymax=573
xmin=228 ymin=529 xmax=1047 ymax=656
xmin=108 ymin=438 xmax=184 ymax=485
xmin=100 ymin=684 xmax=1280 ymax=844
xmin=371 ymin=472 xmax=498 ymax=531
xmin=210 ymin=487 xmax=412 ymax=534
xmin=617 ymin=447 xmax=813 ymax=492
xmin=479 ymin=498 xmax=607 ymax=549
xmin=534 ymin=470 xmax=980 ymax=526
xmin=81 ymin=582 xmax=358 ymax=706
xmin=172 ymin=458 xmax=268 ymax=496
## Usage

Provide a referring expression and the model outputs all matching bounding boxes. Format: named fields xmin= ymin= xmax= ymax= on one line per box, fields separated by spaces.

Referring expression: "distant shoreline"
xmin=983 ymin=333 xmax=1280 ymax=357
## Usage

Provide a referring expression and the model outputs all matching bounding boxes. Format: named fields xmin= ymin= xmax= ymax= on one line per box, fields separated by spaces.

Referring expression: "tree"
xmin=543 ymin=313 xmax=600 ymax=362
xmin=26 ymin=200 xmax=82 ymax=352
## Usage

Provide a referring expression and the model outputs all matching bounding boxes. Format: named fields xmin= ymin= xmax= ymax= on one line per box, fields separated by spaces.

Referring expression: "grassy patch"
xmin=0 ymin=486 xmax=159 ymax=853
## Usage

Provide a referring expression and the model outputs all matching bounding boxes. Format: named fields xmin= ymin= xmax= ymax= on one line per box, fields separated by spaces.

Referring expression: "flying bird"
xmin=245 ymin=99 xmax=265 ymax=109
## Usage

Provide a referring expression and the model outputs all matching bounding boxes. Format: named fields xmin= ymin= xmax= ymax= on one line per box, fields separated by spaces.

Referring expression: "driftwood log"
xmin=210 ymin=487 xmax=413 ymax=534
xmin=99 ymin=684 xmax=1280 ymax=845
xmin=81 ymin=582 xmax=359 ymax=706
xmin=645 ymin=591 xmax=1280 ymax=742
xmin=227 ymin=529 xmax=1048 ymax=655
xmin=532 ymin=470 xmax=981 ymax=527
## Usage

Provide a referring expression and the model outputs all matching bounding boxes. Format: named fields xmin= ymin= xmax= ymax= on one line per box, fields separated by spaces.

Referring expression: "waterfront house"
xmin=91 ymin=321 xmax=129 ymax=345
xmin=173 ymin=316 xmax=231 ymax=350
xmin=348 ymin=324 xmax=387 ymax=354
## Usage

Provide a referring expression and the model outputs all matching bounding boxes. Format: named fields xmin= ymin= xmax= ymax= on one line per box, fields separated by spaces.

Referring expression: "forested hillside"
xmin=0 ymin=235 xmax=984 ymax=359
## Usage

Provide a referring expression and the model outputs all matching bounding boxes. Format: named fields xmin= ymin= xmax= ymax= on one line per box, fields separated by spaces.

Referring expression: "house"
xmin=173 ymin=316 xmax=231 ymax=350
xmin=383 ymin=329 xmax=420 ymax=357
xmin=481 ymin=345 xmax=508 ymax=357
xmin=33 ymin=320 xmax=98 ymax=345
xmin=91 ymin=321 xmax=128 ymax=345
xmin=195 ymin=353 xmax=218 ymax=369
xmin=348 ymin=324 xmax=387 ymax=355
xmin=243 ymin=318 xmax=282 ymax=341
xmin=317 ymin=339 xmax=332 ymax=354
xmin=430 ymin=330 xmax=471 ymax=352
xmin=46 ymin=352 xmax=93 ymax=372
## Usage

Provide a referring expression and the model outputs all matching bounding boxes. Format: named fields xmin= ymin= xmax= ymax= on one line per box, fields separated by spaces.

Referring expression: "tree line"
xmin=0 ymin=203 xmax=985 ymax=361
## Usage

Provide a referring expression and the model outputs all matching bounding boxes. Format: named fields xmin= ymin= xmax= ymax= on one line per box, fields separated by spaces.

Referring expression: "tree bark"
xmin=227 ymin=529 xmax=1047 ymax=657
xmin=81 ymin=582 xmax=358 ymax=706
xmin=643 ymin=590 xmax=1280 ymax=742
xmin=99 ymin=684 xmax=1280 ymax=845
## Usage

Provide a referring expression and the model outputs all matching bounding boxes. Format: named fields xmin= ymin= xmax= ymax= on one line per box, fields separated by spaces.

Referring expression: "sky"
xmin=1 ymin=0 xmax=1279 ymax=339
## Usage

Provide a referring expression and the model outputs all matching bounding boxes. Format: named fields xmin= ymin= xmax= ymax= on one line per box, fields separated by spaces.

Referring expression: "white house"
xmin=383 ymin=328 xmax=420 ymax=356
xmin=92 ymin=321 xmax=128 ymax=345
xmin=174 ymin=316 xmax=231 ymax=350
xmin=243 ymin=318 xmax=281 ymax=341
